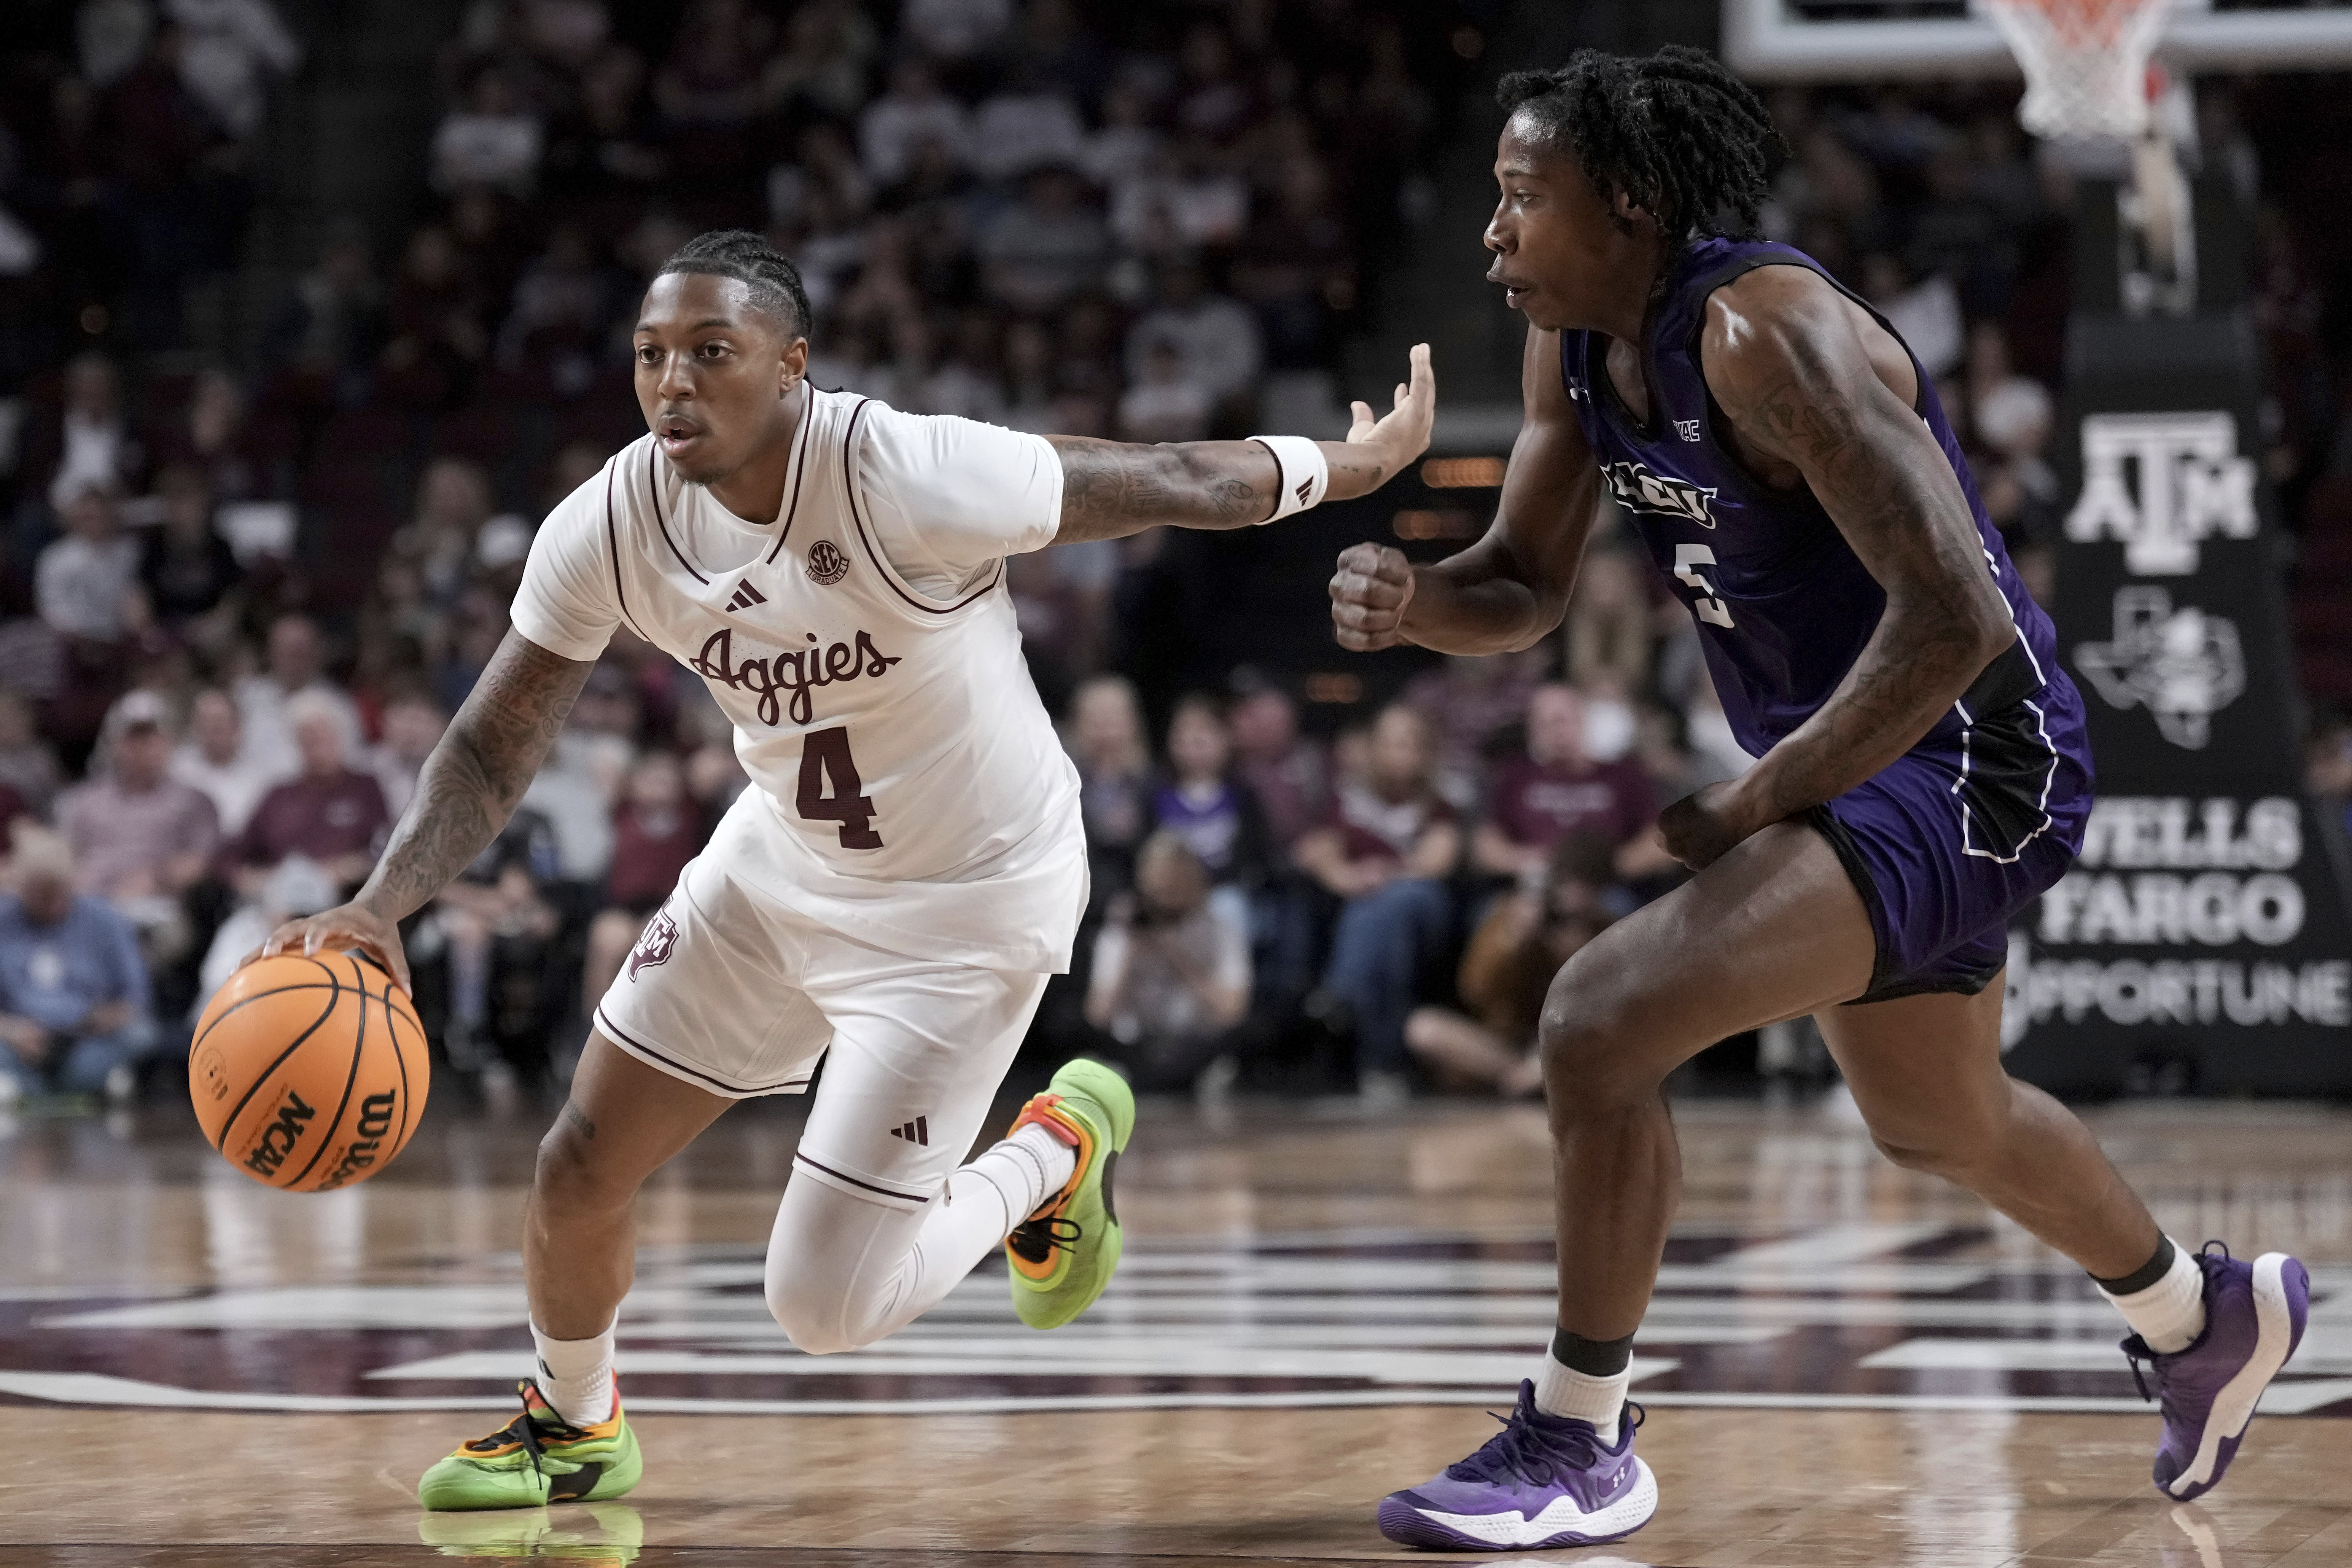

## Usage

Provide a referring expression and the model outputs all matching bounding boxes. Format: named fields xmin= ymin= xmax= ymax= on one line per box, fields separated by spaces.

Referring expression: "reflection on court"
xmin=1 ymin=1094 xmax=2346 ymax=1563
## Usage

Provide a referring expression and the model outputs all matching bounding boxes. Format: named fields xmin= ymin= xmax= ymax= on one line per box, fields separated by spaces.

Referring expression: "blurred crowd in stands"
xmin=0 ymin=0 xmax=2346 ymax=1109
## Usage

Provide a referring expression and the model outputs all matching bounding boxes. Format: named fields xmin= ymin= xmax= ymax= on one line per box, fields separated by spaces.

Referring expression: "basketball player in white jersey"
xmin=260 ymin=230 xmax=1435 ymax=1509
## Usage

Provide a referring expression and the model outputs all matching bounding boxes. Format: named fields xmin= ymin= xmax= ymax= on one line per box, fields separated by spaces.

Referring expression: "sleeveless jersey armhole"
xmin=1687 ymin=255 xmax=1932 ymax=485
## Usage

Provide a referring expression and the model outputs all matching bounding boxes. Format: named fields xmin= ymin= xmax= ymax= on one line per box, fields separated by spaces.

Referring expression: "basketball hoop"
xmin=1980 ymin=0 xmax=2171 ymax=141
xmin=1982 ymin=0 xmax=2191 ymax=305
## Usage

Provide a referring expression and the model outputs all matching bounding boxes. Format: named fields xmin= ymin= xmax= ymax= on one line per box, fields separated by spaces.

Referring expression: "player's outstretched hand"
xmin=1329 ymin=541 xmax=1416 ymax=651
xmin=1328 ymin=343 xmax=1435 ymax=501
xmin=253 ymin=901 xmax=412 ymax=994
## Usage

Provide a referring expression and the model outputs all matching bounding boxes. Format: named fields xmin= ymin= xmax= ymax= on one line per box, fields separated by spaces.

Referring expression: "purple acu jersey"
xmin=1562 ymin=237 xmax=2096 ymax=999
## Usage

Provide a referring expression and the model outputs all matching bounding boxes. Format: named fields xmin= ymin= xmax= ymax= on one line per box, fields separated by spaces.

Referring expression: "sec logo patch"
xmin=806 ymin=539 xmax=850 ymax=586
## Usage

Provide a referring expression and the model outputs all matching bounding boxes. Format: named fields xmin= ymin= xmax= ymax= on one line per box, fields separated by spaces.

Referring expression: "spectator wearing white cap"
xmin=55 ymin=692 xmax=220 ymax=927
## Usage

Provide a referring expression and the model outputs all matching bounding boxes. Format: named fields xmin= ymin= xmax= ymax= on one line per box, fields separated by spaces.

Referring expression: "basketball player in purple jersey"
xmin=1331 ymin=49 xmax=2310 ymax=1551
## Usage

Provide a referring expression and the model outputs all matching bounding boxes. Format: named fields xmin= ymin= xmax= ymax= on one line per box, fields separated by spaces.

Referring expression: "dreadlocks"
xmin=1497 ymin=46 xmax=1787 ymax=255
xmin=657 ymin=229 xmax=814 ymax=339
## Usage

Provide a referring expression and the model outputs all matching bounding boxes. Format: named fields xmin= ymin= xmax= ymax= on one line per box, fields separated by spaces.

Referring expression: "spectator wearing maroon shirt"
xmin=1474 ymin=683 xmax=1674 ymax=887
xmin=228 ymin=692 xmax=389 ymax=894
xmin=1295 ymin=704 xmax=1460 ymax=1097
xmin=582 ymin=751 xmax=706 ymax=1017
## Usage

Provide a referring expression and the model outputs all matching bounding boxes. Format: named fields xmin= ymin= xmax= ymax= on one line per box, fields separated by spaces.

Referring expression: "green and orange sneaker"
xmin=1004 ymin=1058 xmax=1135 ymax=1330
xmin=417 ymin=1380 xmax=642 ymax=1511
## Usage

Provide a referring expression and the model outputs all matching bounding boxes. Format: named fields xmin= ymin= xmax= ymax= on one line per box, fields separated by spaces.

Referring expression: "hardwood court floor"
xmin=0 ymin=1090 xmax=2346 ymax=1566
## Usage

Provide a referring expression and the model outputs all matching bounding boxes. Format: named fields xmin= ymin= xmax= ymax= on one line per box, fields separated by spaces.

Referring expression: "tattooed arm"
xmin=258 ymin=630 xmax=594 ymax=989
xmin=1659 ymin=267 xmax=2015 ymax=869
xmin=1048 ymin=344 xmax=1435 ymax=543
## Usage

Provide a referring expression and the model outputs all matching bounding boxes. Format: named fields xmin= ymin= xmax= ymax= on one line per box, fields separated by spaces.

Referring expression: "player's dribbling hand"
xmin=1657 ymin=781 xmax=1766 ymax=872
xmin=253 ymin=901 xmax=413 ymax=995
xmin=1329 ymin=541 xmax=1415 ymax=651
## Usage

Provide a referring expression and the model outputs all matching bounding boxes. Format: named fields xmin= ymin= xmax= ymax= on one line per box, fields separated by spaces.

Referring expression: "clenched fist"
xmin=1329 ymin=542 xmax=1416 ymax=651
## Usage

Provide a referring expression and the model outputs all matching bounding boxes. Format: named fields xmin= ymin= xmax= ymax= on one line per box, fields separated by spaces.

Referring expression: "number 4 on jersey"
xmin=797 ymin=727 xmax=883 ymax=848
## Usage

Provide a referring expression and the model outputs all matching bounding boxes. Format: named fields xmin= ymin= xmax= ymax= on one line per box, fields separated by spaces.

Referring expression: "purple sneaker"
xmin=2123 ymin=1242 xmax=2310 ymax=1501
xmin=1376 ymin=1381 xmax=1656 ymax=1551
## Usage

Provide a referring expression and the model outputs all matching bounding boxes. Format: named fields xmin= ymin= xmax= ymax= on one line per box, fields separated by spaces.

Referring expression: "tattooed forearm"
xmin=1049 ymin=437 xmax=1275 ymax=543
xmin=356 ymin=630 xmax=594 ymax=922
xmin=1711 ymin=309 xmax=2013 ymax=821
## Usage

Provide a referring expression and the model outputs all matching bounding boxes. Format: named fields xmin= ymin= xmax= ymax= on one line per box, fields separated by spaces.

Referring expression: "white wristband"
xmin=1250 ymin=434 xmax=1330 ymax=523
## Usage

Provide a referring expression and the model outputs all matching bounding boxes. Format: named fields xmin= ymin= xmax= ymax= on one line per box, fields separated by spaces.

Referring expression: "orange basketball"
xmin=190 ymin=951 xmax=428 ymax=1192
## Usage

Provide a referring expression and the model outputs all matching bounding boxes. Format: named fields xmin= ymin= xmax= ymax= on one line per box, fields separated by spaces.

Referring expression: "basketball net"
xmin=1981 ymin=0 xmax=2170 ymax=141
xmin=1982 ymin=0 xmax=2191 ymax=302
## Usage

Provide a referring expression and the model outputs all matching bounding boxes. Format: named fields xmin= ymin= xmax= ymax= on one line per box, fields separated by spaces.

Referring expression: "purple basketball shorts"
xmin=1805 ymin=677 xmax=2093 ymax=1002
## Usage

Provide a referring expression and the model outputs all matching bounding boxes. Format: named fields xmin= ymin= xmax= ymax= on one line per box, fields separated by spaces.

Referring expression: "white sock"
xmin=959 ymin=1121 xmax=1078 ymax=1235
xmin=2099 ymin=1237 xmax=2207 ymax=1354
xmin=1534 ymin=1352 xmax=1628 ymax=1446
xmin=530 ymin=1319 xmax=616 ymax=1426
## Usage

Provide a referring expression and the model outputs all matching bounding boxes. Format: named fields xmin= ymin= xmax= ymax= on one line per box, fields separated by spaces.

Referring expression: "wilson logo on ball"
xmin=317 ymin=1092 xmax=401 ymax=1191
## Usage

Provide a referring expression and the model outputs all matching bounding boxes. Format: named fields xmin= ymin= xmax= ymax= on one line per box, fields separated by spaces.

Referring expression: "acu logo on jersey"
xmin=1600 ymin=460 xmax=1717 ymax=528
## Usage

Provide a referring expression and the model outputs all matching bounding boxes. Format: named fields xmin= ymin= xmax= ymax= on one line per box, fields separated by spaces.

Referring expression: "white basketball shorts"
xmin=593 ymin=847 xmax=1049 ymax=1211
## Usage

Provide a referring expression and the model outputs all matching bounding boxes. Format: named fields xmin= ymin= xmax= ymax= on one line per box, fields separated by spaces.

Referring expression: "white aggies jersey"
xmin=512 ymin=388 xmax=1088 ymax=973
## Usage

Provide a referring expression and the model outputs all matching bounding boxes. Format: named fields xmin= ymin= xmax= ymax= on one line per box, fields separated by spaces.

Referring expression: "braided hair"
xmin=656 ymin=229 xmax=813 ymax=339
xmin=1496 ymin=46 xmax=1787 ymax=255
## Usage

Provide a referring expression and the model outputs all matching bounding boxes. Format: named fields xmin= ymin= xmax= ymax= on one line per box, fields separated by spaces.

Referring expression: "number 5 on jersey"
xmin=1674 ymin=542 xmax=1736 ymax=628
xmin=797 ymin=726 xmax=883 ymax=848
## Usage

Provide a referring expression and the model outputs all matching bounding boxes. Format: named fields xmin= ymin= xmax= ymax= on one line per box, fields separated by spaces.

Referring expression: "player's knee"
xmin=762 ymin=1269 xmax=877 ymax=1356
xmin=1863 ymin=1094 xmax=2008 ymax=1178
xmin=1537 ymin=987 xmax=1662 ymax=1108
xmin=764 ymin=1284 xmax=849 ymax=1355
xmin=1869 ymin=1132 xmax=1939 ymax=1172
xmin=532 ymin=1122 xmax=637 ymax=1214
xmin=1868 ymin=1124 xmax=1981 ymax=1178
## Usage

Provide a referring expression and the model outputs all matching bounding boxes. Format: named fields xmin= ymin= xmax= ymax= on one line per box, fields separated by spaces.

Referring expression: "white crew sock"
xmin=1534 ymin=1353 xmax=1628 ymax=1446
xmin=531 ymin=1319 xmax=617 ymax=1426
xmin=2099 ymin=1237 xmax=2207 ymax=1354
xmin=957 ymin=1120 xmax=1078 ymax=1235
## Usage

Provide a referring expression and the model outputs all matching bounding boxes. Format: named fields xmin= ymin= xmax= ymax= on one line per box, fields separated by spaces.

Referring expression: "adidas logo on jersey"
xmin=888 ymin=1116 xmax=929 ymax=1146
xmin=725 ymin=579 xmax=768 ymax=613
